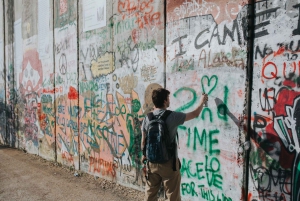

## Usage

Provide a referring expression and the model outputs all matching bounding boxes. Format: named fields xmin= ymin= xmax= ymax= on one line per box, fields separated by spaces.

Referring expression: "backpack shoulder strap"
xmin=160 ymin=110 xmax=172 ymax=121
xmin=147 ymin=112 xmax=154 ymax=121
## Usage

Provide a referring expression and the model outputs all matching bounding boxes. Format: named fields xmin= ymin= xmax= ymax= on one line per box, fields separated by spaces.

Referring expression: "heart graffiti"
xmin=201 ymin=75 xmax=218 ymax=95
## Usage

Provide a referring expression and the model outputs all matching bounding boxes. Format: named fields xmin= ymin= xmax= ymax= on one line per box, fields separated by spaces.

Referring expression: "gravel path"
xmin=0 ymin=146 xmax=145 ymax=201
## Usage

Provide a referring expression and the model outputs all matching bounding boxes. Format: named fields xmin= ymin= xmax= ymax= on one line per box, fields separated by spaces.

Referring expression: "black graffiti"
xmin=59 ymin=53 xmax=67 ymax=75
xmin=253 ymin=114 xmax=267 ymax=130
xmin=172 ymin=34 xmax=188 ymax=57
xmin=0 ymin=102 xmax=15 ymax=146
xmin=255 ymin=44 xmax=273 ymax=60
xmin=55 ymin=37 xmax=71 ymax=55
xmin=259 ymin=88 xmax=276 ymax=113
xmin=80 ymin=44 xmax=107 ymax=62
xmin=119 ymin=36 xmax=139 ymax=72
xmin=293 ymin=4 xmax=300 ymax=35
xmin=255 ymin=7 xmax=279 ymax=38
xmin=194 ymin=18 xmax=245 ymax=49
xmin=250 ymin=162 xmax=291 ymax=198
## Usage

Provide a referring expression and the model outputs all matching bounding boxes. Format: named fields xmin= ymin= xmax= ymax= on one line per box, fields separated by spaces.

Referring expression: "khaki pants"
xmin=144 ymin=159 xmax=181 ymax=201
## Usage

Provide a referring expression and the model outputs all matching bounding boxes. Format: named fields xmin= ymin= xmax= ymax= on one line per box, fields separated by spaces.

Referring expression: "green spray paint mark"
xmin=217 ymin=86 xmax=229 ymax=121
xmin=201 ymin=75 xmax=218 ymax=95
xmin=131 ymin=99 xmax=141 ymax=113
xmin=209 ymin=130 xmax=220 ymax=155
xmin=180 ymin=158 xmax=197 ymax=178
xmin=187 ymin=127 xmax=207 ymax=151
xmin=201 ymin=107 xmax=213 ymax=122
xmin=194 ymin=127 xmax=207 ymax=152
xmin=115 ymin=104 xmax=126 ymax=116
xmin=187 ymin=127 xmax=220 ymax=155
xmin=173 ymin=87 xmax=197 ymax=112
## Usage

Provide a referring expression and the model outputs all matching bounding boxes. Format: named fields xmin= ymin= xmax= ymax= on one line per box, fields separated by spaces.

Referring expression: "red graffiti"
xmin=88 ymin=157 xmax=117 ymax=177
xmin=261 ymin=46 xmax=300 ymax=85
xmin=59 ymin=0 xmax=68 ymax=15
xmin=257 ymin=89 xmax=299 ymax=169
xmin=62 ymin=151 xmax=74 ymax=164
xmin=118 ymin=0 xmax=154 ymax=15
xmin=117 ymin=0 xmax=161 ymax=29
xmin=43 ymin=86 xmax=63 ymax=94
xmin=19 ymin=49 xmax=43 ymax=95
xmin=68 ymin=86 xmax=78 ymax=100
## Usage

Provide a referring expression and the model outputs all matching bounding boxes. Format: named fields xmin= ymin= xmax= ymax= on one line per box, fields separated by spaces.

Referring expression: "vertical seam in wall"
xmin=53 ymin=0 xmax=57 ymax=163
xmin=10 ymin=0 xmax=14 ymax=148
xmin=245 ymin=0 xmax=256 ymax=200
xmin=163 ymin=0 xmax=167 ymax=88
xmin=3 ymin=0 xmax=6 ymax=146
xmin=77 ymin=0 xmax=80 ymax=171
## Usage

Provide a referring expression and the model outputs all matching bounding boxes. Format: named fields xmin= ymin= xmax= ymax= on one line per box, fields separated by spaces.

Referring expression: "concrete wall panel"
xmin=54 ymin=0 xmax=79 ymax=169
xmin=249 ymin=0 xmax=300 ymax=200
xmin=166 ymin=0 xmax=249 ymax=200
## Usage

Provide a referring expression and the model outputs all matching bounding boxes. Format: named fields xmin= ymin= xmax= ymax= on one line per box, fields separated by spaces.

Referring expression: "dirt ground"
xmin=0 ymin=145 xmax=145 ymax=201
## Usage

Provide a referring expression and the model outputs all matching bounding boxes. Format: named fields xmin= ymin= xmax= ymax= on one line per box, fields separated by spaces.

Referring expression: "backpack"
xmin=143 ymin=110 xmax=176 ymax=165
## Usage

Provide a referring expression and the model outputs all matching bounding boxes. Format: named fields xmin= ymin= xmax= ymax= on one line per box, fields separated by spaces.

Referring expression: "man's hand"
xmin=200 ymin=93 xmax=208 ymax=105
xmin=185 ymin=93 xmax=209 ymax=122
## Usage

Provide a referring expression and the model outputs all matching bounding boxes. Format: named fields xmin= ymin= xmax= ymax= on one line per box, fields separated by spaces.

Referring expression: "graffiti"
xmin=249 ymin=0 xmax=300 ymax=199
xmin=54 ymin=0 xmax=77 ymax=28
xmin=118 ymin=36 xmax=139 ymax=72
xmin=118 ymin=74 xmax=138 ymax=94
xmin=80 ymin=43 xmax=111 ymax=64
xmin=6 ymin=0 xmax=300 ymax=198
xmin=22 ymin=0 xmax=37 ymax=38
xmin=172 ymin=34 xmax=188 ymax=57
xmin=59 ymin=0 xmax=68 ymax=15
xmin=19 ymin=50 xmax=43 ymax=95
xmin=201 ymin=75 xmax=218 ymax=95
xmin=141 ymin=65 xmax=158 ymax=82
xmin=55 ymin=32 xmax=77 ymax=55
xmin=117 ymin=0 xmax=162 ymax=29
xmin=194 ymin=18 xmax=246 ymax=49
xmin=199 ymin=187 xmax=232 ymax=201
xmin=90 ymin=52 xmax=115 ymax=78
xmin=198 ymin=48 xmax=246 ymax=69
xmin=89 ymin=156 xmax=117 ymax=177
xmin=249 ymin=161 xmax=291 ymax=200
xmin=169 ymin=0 xmax=243 ymax=24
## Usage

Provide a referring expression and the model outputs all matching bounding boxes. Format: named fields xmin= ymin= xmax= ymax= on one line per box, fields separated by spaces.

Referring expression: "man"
xmin=141 ymin=88 xmax=208 ymax=201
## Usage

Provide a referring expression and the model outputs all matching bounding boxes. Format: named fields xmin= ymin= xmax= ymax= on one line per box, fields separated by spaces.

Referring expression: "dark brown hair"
xmin=152 ymin=88 xmax=170 ymax=108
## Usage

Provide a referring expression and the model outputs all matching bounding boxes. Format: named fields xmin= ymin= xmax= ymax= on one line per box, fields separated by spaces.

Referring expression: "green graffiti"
xmin=209 ymin=130 xmax=220 ymax=155
xmin=187 ymin=127 xmax=220 ymax=155
xmin=131 ymin=99 xmax=141 ymax=113
xmin=126 ymin=117 xmax=135 ymax=157
xmin=126 ymin=111 xmax=142 ymax=169
xmin=173 ymin=87 xmax=197 ymax=112
xmin=181 ymin=182 xmax=198 ymax=197
xmin=217 ymin=86 xmax=229 ymax=121
xmin=115 ymin=104 xmax=126 ymax=116
xmin=200 ymin=188 xmax=232 ymax=201
xmin=41 ymin=94 xmax=53 ymax=103
xmin=68 ymin=105 xmax=81 ymax=117
xmin=201 ymin=107 xmax=213 ymax=122
xmin=189 ymin=127 xmax=207 ymax=152
xmin=181 ymin=158 xmax=197 ymax=178
xmin=180 ymin=157 xmax=223 ymax=189
xmin=201 ymin=75 xmax=218 ymax=95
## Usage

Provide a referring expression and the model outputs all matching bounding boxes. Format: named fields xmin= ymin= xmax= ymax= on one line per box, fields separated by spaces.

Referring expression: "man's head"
xmin=152 ymin=88 xmax=170 ymax=108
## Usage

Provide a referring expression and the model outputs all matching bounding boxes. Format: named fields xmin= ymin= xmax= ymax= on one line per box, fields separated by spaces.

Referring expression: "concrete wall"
xmin=250 ymin=1 xmax=300 ymax=201
xmin=0 ymin=0 xmax=299 ymax=200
